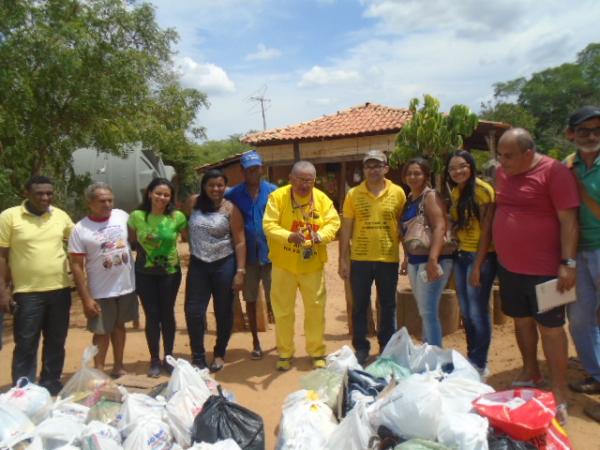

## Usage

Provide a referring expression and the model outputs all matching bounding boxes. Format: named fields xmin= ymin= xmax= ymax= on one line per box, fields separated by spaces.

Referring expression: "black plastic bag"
xmin=192 ymin=387 xmax=265 ymax=450
xmin=488 ymin=432 xmax=537 ymax=450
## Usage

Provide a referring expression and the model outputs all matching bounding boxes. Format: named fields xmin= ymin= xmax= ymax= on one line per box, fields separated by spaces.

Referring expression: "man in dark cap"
xmin=564 ymin=106 xmax=600 ymax=422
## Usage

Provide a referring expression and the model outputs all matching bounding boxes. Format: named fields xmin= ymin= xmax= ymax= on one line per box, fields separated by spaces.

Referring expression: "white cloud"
xmin=298 ymin=65 xmax=361 ymax=87
xmin=177 ymin=57 xmax=235 ymax=94
xmin=245 ymin=43 xmax=282 ymax=61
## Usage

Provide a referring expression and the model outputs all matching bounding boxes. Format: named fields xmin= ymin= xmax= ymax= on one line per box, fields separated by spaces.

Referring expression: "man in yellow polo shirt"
xmin=263 ymin=161 xmax=340 ymax=371
xmin=0 ymin=175 xmax=74 ymax=394
xmin=339 ymin=150 xmax=406 ymax=365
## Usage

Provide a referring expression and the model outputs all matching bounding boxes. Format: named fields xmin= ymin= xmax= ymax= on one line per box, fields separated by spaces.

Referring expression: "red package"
xmin=528 ymin=418 xmax=573 ymax=450
xmin=472 ymin=388 xmax=556 ymax=441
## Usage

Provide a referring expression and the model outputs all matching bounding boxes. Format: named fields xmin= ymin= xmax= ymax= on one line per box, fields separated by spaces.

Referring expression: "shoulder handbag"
xmin=403 ymin=189 xmax=458 ymax=256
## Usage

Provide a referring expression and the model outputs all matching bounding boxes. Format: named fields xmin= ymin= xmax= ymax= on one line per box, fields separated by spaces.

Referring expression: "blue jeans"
xmin=407 ymin=258 xmax=454 ymax=347
xmin=12 ymin=288 xmax=71 ymax=392
xmin=185 ymin=254 xmax=235 ymax=362
xmin=350 ymin=261 xmax=399 ymax=354
xmin=453 ymin=251 xmax=497 ymax=369
xmin=568 ymin=249 xmax=600 ymax=382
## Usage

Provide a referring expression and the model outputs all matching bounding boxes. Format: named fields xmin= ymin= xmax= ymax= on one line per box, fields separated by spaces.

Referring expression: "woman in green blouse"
xmin=128 ymin=178 xmax=187 ymax=377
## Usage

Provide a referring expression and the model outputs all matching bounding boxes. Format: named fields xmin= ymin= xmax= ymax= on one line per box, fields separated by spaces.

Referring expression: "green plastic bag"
xmin=299 ymin=369 xmax=343 ymax=409
xmin=365 ymin=357 xmax=410 ymax=381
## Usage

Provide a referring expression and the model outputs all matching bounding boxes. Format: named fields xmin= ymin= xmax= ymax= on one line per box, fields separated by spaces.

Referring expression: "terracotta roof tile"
xmin=242 ymin=102 xmax=412 ymax=145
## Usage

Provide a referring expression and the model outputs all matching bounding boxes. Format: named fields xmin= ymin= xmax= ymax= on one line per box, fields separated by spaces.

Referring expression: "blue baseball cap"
xmin=240 ymin=150 xmax=263 ymax=169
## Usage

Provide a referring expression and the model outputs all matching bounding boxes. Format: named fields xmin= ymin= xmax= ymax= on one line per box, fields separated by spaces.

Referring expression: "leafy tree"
xmin=391 ymin=94 xmax=479 ymax=186
xmin=480 ymin=42 xmax=600 ymax=154
xmin=195 ymin=134 xmax=253 ymax=166
xmin=479 ymin=102 xmax=538 ymax=132
xmin=0 ymin=0 xmax=207 ymax=211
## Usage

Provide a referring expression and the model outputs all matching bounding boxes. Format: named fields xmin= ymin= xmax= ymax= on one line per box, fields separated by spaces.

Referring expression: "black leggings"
xmin=136 ymin=271 xmax=182 ymax=360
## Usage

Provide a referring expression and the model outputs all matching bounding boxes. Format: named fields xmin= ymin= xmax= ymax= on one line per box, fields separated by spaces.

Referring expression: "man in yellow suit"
xmin=263 ymin=161 xmax=340 ymax=370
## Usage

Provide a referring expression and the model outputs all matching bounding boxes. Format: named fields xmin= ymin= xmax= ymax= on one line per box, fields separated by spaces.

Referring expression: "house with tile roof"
xmin=198 ymin=102 xmax=510 ymax=209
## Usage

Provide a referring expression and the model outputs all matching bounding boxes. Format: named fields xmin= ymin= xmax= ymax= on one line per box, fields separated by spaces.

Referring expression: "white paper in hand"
xmin=535 ymin=278 xmax=576 ymax=313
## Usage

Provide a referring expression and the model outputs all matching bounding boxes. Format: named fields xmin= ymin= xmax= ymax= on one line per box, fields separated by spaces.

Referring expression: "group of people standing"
xmin=340 ymin=106 xmax=600 ymax=425
xmin=0 ymin=106 xmax=598 ymax=426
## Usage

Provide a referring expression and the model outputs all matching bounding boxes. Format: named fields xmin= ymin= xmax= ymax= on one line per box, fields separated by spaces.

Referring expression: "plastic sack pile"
xmin=0 ymin=347 xmax=264 ymax=450
xmin=277 ymin=328 xmax=573 ymax=450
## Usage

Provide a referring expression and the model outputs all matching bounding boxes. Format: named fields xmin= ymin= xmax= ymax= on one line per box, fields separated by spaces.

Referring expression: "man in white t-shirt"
xmin=69 ymin=182 xmax=137 ymax=377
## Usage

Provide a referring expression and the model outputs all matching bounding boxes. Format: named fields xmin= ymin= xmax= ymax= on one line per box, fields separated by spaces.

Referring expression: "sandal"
xmin=250 ymin=348 xmax=263 ymax=360
xmin=511 ymin=375 xmax=545 ymax=388
xmin=276 ymin=357 xmax=292 ymax=371
xmin=110 ymin=368 xmax=127 ymax=379
xmin=209 ymin=357 xmax=225 ymax=373
xmin=556 ymin=403 xmax=568 ymax=427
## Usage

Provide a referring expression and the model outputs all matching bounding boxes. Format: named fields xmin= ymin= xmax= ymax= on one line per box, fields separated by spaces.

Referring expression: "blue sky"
xmin=148 ymin=0 xmax=600 ymax=140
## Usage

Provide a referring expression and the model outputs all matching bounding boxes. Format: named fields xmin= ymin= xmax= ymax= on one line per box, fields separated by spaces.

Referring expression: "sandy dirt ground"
xmin=1 ymin=242 xmax=598 ymax=449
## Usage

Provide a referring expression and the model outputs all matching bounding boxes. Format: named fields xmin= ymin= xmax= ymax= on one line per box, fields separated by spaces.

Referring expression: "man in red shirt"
xmin=493 ymin=128 xmax=579 ymax=425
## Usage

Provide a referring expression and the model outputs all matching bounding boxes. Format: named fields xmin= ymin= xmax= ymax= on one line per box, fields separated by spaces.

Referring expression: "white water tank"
xmin=71 ymin=144 xmax=175 ymax=212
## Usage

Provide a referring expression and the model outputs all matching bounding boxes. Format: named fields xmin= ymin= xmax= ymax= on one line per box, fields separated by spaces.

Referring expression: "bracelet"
xmin=237 ymin=268 xmax=246 ymax=274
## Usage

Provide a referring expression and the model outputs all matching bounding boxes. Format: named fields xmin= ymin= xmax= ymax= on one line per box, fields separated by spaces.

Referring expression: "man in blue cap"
xmin=225 ymin=150 xmax=277 ymax=359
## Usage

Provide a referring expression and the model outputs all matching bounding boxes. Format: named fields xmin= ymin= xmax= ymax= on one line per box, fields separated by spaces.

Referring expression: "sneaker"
xmin=147 ymin=360 xmax=161 ymax=378
xmin=355 ymin=349 xmax=369 ymax=366
xmin=276 ymin=358 xmax=292 ymax=371
xmin=568 ymin=377 xmax=600 ymax=394
xmin=312 ymin=357 xmax=326 ymax=369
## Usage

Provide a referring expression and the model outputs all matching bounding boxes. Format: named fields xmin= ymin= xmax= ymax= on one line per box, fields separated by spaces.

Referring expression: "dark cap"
xmin=569 ymin=106 xmax=600 ymax=128
xmin=362 ymin=150 xmax=387 ymax=164
xmin=240 ymin=150 xmax=263 ymax=169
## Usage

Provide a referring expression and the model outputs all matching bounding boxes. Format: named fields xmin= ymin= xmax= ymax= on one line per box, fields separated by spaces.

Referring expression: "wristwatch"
xmin=560 ymin=258 xmax=576 ymax=269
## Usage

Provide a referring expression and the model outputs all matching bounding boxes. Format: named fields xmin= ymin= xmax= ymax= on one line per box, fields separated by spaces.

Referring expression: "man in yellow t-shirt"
xmin=0 ymin=176 xmax=74 ymax=394
xmin=339 ymin=150 xmax=406 ymax=365
xmin=263 ymin=161 xmax=340 ymax=371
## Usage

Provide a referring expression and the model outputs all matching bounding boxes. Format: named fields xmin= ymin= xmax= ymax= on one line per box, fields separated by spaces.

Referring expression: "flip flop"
xmin=110 ymin=368 xmax=127 ymax=379
xmin=250 ymin=349 xmax=263 ymax=360
xmin=511 ymin=375 xmax=545 ymax=388
xmin=276 ymin=357 xmax=292 ymax=371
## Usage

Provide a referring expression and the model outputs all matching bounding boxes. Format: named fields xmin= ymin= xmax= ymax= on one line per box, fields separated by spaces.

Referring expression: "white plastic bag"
xmin=166 ymin=384 xmax=210 ymax=448
xmin=438 ymin=375 xmax=495 ymax=414
xmin=164 ymin=356 xmax=213 ymax=399
xmin=325 ymin=400 xmax=373 ymax=450
xmin=58 ymin=346 xmax=119 ymax=407
xmin=436 ymin=412 xmax=489 ymax=450
xmin=276 ymin=390 xmax=338 ymax=450
xmin=122 ymin=417 xmax=173 ymax=450
xmin=381 ymin=328 xmax=480 ymax=381
xmin=368 ymin=372 xmax=442 ymax=441
xmin=326 ymin=345 xmax=362 ymax=374
xmin=0 ymin=403 xmax=36 ymax=449
xmin=116 ymin=388 xmax=166 ymax=437
xmin=0 ymin=377 xmax=52 ymax=425
xmin=80 ymin=420 xmax=122 ymax=444
xmin=189 ymin=439 xmax=242 ymax=449
xmin=35 ymin=416 xmax=85 ymax=449
xmin=51 ymin=397 xmax=91 ymax=423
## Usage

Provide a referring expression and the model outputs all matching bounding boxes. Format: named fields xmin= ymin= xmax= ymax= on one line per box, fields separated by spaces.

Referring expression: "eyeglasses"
xmin=294 ymin=176 xmax=315 ymax=184
xmin=575 ymin=127 xmax=600 ymax=138
xmin=448 ymin=164 xmax=470 ymax=173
